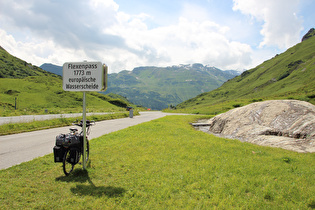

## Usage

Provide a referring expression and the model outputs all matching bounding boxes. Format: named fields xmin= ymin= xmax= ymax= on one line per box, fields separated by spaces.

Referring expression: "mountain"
xmin=106 ymin=64 xmax=239 ymax=110
xmin=40 ymin=63 xmax=63 ymax=76
xmin=177 ymin=29 xmax=315 ymax=114
xmin=41 ymin=63 xmax=239 ymax=110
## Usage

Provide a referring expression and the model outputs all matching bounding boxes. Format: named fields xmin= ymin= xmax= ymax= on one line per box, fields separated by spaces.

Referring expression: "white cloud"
xmin=0 ymin=29 xmax=89 ymax=66
xmin=233 ymin=0 xmax=303 ymax=49
xmin=104 ymin=9 xmax=253 ymax=71
xmin=1 ymin=0 xmax=270 ymax=72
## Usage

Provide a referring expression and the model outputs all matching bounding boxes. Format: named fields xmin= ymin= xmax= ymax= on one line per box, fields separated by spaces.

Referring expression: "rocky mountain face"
xmin=302 ymin=28 xmax=315 ymax=42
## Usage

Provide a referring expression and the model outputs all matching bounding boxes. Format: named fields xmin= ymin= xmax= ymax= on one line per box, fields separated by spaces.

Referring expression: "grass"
xmin=0 ymin=115 xmax=314 ymax=209
xmin=0 ymin=112 xmax=135 ymax=135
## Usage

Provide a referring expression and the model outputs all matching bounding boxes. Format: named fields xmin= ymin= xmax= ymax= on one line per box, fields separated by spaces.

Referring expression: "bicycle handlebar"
xmin=72 ymin=120 xmax=95 ymax=127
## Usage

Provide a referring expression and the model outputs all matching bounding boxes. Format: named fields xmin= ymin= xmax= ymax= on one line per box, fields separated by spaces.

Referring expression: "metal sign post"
xmin=63 ymin=61 xmax=107 ymax=170
xmin=82 ymin=91 xmax=87 ymax=169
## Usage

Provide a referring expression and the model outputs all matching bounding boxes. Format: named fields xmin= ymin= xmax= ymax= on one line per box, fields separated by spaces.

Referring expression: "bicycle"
xmin=53 ymin=120 xmax=95 ymax=176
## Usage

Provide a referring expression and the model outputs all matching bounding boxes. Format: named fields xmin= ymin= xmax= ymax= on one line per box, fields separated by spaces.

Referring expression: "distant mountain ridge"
xmin=41 ymin=63 xmax=239 ymax=110
xmin=40 ymin=63 xmax=63 ymax=76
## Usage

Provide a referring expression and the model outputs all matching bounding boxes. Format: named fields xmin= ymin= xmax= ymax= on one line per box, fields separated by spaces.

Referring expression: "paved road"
xmin=0 ymin=111 xmax=186 ymax=170
xmin=0 ymin=112 xmax=113 ymax=125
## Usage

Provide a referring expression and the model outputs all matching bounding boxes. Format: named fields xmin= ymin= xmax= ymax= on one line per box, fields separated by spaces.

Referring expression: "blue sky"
xmin=0 ymin=0 xmax=314 ymax=73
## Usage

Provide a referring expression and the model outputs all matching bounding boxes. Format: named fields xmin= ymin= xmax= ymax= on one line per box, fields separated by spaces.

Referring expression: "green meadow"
xmin=1 ymin=115 xmax=314 ymax=209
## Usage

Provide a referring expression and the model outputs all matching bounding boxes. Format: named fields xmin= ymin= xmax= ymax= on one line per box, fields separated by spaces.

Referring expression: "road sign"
xmin=63 ymin=61 xmax=104 ymax=91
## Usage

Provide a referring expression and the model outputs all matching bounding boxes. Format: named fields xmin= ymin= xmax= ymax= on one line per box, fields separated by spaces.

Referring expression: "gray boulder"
xmin=206 ymin=100 xmax=315 ymax=153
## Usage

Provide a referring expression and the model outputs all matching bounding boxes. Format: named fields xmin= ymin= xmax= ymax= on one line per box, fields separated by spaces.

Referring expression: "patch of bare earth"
xmin=196 ymin=100 xmax=315 ymax=153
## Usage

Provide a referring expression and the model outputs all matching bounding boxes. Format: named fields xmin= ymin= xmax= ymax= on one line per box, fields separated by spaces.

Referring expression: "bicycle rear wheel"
xmin=63 ymin=148 xmax=80 ymax=176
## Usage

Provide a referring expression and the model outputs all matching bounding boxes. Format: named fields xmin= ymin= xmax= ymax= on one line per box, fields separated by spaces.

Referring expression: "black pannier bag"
xmin=68 ymin=148 xmax=81 ymax=164
xmin=53 ymin=146 xmax=66 ymax=162
xmin=55 ymin=134 xmax=65 ymax=146
xmin=64 ymin=134 xmax=80 ymax=148
xmin=55 ymin=133 xmax=81 ymax=148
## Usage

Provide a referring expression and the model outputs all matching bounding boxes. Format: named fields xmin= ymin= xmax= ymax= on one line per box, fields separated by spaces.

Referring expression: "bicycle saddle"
xmin=70 ymin=128 xmax=78 ymax=132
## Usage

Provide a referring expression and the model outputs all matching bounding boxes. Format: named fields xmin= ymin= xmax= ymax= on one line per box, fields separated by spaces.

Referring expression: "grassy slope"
xmin=0 ymin=47 xmax=55 ymax=79
xmin=0 ymin=116 xmax=314 ymax=209
xmin=176 ymin=36 xmax=315 ymax=114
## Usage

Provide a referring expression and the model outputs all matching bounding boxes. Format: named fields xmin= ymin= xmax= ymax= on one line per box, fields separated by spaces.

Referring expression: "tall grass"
xmin=0 ymin=115 xmax=314 ymax=209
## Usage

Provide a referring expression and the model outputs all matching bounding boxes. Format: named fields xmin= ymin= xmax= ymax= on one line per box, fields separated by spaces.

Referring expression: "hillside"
xmin=0 ymin=47 xmax=59 ymax=79
xmin=177 ymin=30 xmax=315 ymax=114
xmin=0 ymin=47 xmax=130 ymax=116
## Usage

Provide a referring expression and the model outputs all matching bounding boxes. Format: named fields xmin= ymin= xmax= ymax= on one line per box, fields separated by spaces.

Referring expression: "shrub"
xmin=232 ymin=103 xmax=242 ymax=108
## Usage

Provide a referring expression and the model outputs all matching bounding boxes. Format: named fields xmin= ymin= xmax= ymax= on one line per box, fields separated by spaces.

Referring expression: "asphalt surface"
xmin=0 ymin=111 xmax=185 ymax=170
xmin=0 ymin=112 xmax=112 ymax=125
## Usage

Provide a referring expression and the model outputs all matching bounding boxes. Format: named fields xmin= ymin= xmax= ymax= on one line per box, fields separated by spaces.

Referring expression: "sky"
xmin=0 ymin=0 xmax=314 ymax=73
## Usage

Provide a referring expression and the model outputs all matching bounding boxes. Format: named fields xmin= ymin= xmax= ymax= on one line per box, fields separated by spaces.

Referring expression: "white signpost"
xmin=63 ymin=61 xmax=107 ymax=169
xmin=63 ymin=61 xmax=105 ymax=91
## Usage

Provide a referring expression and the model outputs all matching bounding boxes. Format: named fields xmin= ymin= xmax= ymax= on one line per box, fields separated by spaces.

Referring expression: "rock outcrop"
xmin=206 ymin=100 xmax=315 ymax=153
xmin=301 ymin=28 xmax=315 ymax=42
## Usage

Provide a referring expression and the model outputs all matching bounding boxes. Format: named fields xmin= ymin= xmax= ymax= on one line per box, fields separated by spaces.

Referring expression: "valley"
xmin=40 ymin=63 xmax=239 ymax=110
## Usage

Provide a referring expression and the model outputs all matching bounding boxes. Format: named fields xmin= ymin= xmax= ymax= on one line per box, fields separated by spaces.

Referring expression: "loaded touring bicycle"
xmin=53 ymin=120 xmax=94 ymax=176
